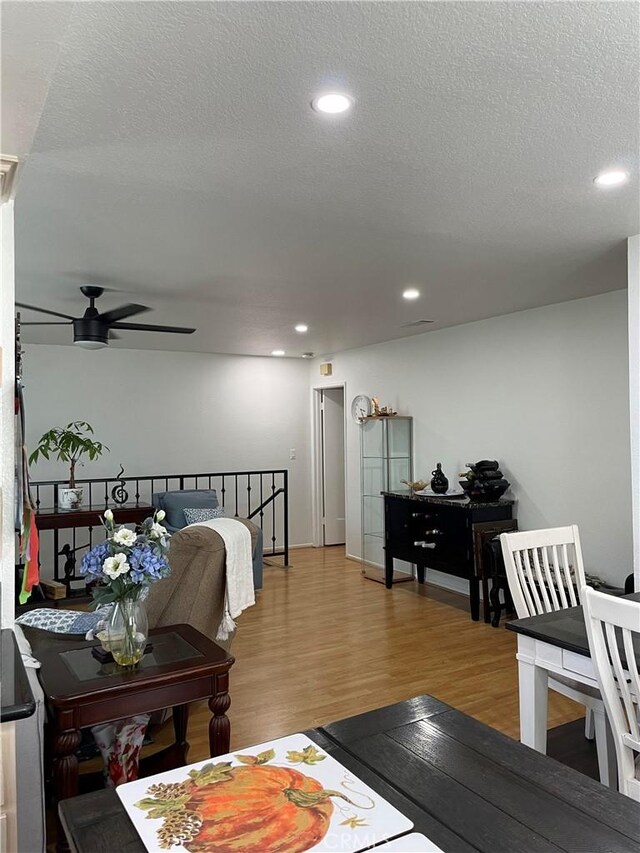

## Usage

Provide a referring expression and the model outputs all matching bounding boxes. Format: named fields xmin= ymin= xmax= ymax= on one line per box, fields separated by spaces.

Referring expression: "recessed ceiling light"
xmin=295 ymin=324 xmax=308 ymax=333
xmin=302 ymin=352 xmax=315 ymax=359
xmin=271 ymin=349 xmax=285 ymax=357
xmin=594 ymin=169 xmax=629 ymax=187
xmin=402 ymin=288 xmax=420 ymax=300
xmin=311 ymin=93 xmax=353 ymax=115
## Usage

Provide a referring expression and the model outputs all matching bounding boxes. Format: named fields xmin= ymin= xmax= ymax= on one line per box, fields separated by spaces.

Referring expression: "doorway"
xmin=315 ymin=386 xmax=346 ymax=546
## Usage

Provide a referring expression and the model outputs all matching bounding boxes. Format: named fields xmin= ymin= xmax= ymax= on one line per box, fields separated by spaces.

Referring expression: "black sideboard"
xmin=382 ymin=491 xmax=515 ymax=620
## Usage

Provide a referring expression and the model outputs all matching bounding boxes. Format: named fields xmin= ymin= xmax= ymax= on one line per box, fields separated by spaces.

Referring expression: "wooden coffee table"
xmin=29 ymin=623 xmax=234 ymax=851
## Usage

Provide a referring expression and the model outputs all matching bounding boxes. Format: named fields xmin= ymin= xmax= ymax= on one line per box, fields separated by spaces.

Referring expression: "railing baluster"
xmin=221 ymin=476 xmax=226 ymax=509
xmin=283 ymin=470 xmax=289 ymax=566
xmin=271 ymin=473 xmax=276 ymax=554
xmin=259 ymin=476 xmax=264 ymax=529
xmin=246 ymin=474 xmax=251 ymax=518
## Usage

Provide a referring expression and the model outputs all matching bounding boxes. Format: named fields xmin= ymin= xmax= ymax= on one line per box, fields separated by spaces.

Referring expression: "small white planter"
xmin=58 ymin=487 xmax=84 ymax=510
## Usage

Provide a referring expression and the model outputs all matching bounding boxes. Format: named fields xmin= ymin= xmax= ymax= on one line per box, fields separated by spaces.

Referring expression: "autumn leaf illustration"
xmin=340 ymin=816 xmax=369 ymax=829
xmin=234 ymin=749 xmax=276 ymax=766
xmin=286 ymin=745 xmax=326 ymax=765
xmin=135 ymin=795 xmax=190 ymax=820
xmin=187 ymin=761 xmax=234 ymax=786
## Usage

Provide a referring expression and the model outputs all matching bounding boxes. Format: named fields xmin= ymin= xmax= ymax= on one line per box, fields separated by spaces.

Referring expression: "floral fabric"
xmin=91 ymin=714 xmax=150 ymax=787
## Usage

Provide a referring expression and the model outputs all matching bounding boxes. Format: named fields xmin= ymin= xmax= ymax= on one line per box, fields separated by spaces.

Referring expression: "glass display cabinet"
xmin=360 ymin=415 xmax=413 ymax=582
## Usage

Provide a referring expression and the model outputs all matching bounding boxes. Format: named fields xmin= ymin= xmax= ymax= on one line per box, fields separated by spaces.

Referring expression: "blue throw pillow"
xmin=184 ymin=506 xmax=226 ymax=525
xmin=156 ymin=490 xmax=219 ymax=530
xmin=16 ymin=608 xmax=106 ymax=635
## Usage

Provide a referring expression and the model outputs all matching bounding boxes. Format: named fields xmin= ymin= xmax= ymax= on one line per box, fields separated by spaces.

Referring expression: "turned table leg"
xmin=209 ymin=673 xmax=231 ymax=757
xmin=53 ymin=727 xmax=82 ymax=853
xmin=173 ymin=703 xmax=190 ymax=767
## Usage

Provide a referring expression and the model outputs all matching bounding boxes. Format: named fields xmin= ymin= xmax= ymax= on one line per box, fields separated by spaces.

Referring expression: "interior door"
xmin=321 ymin=388 xmax=346 ymax=545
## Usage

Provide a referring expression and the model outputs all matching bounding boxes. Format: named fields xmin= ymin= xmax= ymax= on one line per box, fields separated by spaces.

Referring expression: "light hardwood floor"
xmin=185 ymin=546 xmax=583 ymax=759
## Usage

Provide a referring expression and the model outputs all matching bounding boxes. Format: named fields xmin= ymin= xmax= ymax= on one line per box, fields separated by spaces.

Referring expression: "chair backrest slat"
xmin=531 ymin=548 xmax=552 ymax=611
xmin=540 ymin=547 xmax=561 ymax=609
xmin=561 ymin=542 xmax=578 ymax=607
xmin=500 ymin=526 xmax=585 ymax=618
xmin=583 ymin=587 xmax=640 ymax=802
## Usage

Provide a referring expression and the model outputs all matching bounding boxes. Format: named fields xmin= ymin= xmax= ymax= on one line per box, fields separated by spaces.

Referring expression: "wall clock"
xmin=351 ymin=394 xmax=372 ymax=423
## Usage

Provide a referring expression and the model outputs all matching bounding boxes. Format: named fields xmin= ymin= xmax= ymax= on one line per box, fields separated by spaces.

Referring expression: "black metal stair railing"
xmin=20 ymin=469 xmax=289 ymax=598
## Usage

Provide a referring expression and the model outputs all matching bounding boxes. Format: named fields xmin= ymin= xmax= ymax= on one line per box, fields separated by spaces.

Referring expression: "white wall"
xmin=1 ymin=203 xmax=16 ymax=628
xmin=629 ymin=235 xmax=640 ymax=588
xmin=23 ymin=345 xmax=313 ymax=546
xmin=313 ymin=290 xmax=632 ymax=586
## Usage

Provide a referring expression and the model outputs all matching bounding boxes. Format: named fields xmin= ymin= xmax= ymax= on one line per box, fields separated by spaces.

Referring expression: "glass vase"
xmin=107 ymin=593 xmax=148 ymax=666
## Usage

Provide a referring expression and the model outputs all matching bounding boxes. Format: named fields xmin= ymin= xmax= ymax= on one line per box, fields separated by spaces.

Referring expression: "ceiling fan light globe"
xmin=74 ymin=339 xmax=107 ymax=350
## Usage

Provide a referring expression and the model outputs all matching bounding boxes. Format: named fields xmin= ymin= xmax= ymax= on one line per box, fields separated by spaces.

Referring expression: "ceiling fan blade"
xmin=97 ymin=303 xmax=150 ymax=324
xmin=20 ymin=321 xmax=71 ymax=326
xmin=111 ymin=322 xmax=196 ymax=335
xmin=108 ymin=330 xmax=121 ymax=340
xmin=16 ymin=302 xmax=75 ymax=320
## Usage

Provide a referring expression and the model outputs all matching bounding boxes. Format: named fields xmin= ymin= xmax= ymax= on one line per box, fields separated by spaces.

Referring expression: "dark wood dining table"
xmin=59 ymin=694 xmax=640 ymax=853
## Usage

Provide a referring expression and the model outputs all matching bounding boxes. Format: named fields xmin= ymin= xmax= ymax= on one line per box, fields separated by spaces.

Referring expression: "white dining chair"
xmin=583 ymin=586 xmax=640 ymax=802
xmin=500 ymin=525 xmax=614 ymax=786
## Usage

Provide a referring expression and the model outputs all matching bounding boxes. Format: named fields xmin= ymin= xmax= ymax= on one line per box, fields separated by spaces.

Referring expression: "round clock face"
xmin=351 ymin=394 xmax=372 ymax=423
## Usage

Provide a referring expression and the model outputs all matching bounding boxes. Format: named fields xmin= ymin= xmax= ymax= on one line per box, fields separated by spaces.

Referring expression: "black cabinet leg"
xmin=469 ymin=578 xmax=480 ymax=621
xmin=490 ymin=580 xmax=502 ymax=628
xmin=416 ymin=565 xmax=425 ymax=584
xmin=385 ymin=550 xmax=393 ymax=589
xmin=482 ymin=578 xmax=491 ymax=623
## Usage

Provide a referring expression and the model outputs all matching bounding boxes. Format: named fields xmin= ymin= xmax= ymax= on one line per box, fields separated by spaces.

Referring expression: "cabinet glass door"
xmin=360 ymin=416 xmax=413 ymax=575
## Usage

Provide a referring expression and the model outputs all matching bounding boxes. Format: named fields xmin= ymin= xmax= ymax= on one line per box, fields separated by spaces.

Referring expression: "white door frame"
xmin=311 ymin=382 xmax=348 ymax=548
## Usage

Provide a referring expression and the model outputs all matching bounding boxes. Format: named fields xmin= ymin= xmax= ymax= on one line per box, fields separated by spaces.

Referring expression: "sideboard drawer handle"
xmin=413 ymin=541 xmax=437 ymax=549
xmin=424 ymin=529 xmax=443 ymax=536
xmin=411 ymin=512 xmax=433 ymax=519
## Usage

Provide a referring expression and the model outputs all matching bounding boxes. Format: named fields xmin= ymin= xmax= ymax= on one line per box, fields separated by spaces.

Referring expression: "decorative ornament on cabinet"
xmin=430 ymin=463 xmax=449 ymax=494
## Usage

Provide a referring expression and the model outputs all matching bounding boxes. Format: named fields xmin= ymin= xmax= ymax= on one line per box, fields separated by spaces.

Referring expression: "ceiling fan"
xmin=16 ymin=286 xmax=196 ymax=349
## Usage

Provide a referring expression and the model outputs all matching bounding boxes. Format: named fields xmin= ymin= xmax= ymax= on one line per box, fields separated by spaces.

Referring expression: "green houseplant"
xmin=29 ymin=421 xmax=109 ymax=509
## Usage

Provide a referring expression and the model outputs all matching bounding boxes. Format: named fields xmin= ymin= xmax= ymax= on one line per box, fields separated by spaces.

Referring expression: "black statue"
xmin=430 ymin=463 xmax=449 ymax=494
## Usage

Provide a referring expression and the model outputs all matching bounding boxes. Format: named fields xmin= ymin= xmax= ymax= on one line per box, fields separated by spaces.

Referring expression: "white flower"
xmin=149 ymin=522 xmax=167 ymax=540
xmin=155 ymin=509 xmax=166 ymax=522
xmin=102 ymin=553 xmax=130 ymax=580
xmin=104 ymin=509 xmax=114 ymax=522
xmin=113 ymin=527 xmax=137 ymax=547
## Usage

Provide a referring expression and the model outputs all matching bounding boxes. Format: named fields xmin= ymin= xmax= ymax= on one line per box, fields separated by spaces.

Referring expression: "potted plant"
xmin=29 ymin=421 xmax=109 ymax=509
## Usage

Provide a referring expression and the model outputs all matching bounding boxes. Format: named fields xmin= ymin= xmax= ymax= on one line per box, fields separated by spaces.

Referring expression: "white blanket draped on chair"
xmin=186 ymin=517 xmax=255 ymax=640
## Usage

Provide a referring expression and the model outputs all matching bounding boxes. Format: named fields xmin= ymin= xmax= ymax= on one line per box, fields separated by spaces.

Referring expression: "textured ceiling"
xmin=7 ymin=1 xmax=640 ymax=357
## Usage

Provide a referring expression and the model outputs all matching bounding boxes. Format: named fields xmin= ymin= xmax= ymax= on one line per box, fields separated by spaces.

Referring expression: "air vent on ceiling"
xmin=400 ymin=319 xmax=435 ymax=328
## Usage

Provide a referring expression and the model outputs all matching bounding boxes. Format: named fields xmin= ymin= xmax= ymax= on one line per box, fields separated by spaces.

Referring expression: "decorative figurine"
xmin=401 ymin=479 xmax=428 ymax=495
xmin=430 ymin=463 xmax=449 ymax=494
xmin=111 ymin=464 xmax=129 ymax=505
xmin=58 ymin=541 xmax=89 ymax=586
xmin=371 ymin=397 xmax=381 ymax=416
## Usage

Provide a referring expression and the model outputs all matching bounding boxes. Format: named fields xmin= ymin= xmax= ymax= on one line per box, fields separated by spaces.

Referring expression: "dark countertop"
xmin=382 ymin=489 xmax=515 ymax=509
xmin=0 ymin=628 xmax=36 ymax=722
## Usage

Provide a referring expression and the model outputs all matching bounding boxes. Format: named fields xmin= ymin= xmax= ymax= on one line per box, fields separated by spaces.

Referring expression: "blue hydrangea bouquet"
xmin=80 ymin=509 xmax=171 ymax=664
xmin=81 ymin=508 xmax=171 ymax=605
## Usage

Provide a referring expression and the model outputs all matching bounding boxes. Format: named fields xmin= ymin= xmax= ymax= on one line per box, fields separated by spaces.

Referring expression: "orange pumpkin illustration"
xmin=184 ymin=765 xmax=335 ymax=853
